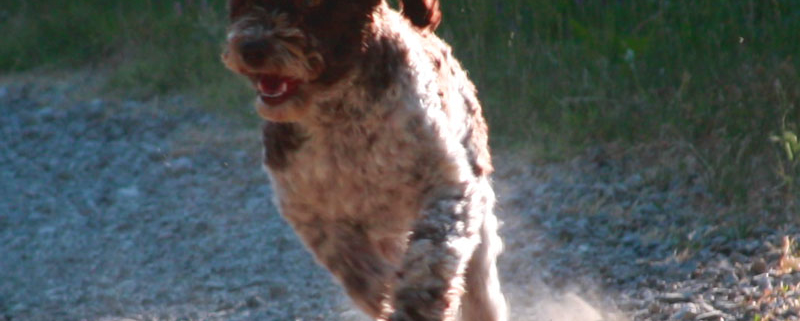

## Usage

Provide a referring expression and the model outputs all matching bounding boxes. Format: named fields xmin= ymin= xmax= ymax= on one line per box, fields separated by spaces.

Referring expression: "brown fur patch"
xmin=360 ymin=32 xmax=410 ymax=101
xmin=261 ymin=121 xmax=305 ymax=170
xmin=301 ymin=0 xmax=381 ymax=84
xmin=400 ymin=0 xmax=441 ymax=30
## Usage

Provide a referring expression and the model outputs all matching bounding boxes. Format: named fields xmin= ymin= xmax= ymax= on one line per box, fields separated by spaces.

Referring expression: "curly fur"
xmin=223 ymin=1 xmax=507 ymax=320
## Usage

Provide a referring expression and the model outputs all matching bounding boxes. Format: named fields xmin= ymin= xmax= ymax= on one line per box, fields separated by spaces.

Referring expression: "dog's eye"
xmin=302 ymin=0 xmax=322 ymax=7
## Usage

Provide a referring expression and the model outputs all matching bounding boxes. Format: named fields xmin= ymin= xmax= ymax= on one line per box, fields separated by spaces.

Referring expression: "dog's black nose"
xmin=239 ymin=40 xmax=272 ymax=67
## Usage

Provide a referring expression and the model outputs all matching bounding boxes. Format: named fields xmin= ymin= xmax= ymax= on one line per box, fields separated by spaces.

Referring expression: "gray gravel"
xmin=494 ymin=145 xmax=800 ymax=321
xmin=0 ymin=78 xmax=344 ymax=321
xmin=1 ymin=76 xmax=799 ymax=321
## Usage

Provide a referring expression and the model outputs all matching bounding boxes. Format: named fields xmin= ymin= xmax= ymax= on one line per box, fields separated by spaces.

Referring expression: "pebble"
xmin=671 ymin=302 xmax=700 ymax=320
xmin=694 ymin=310 xmax=725 ymax=320
xmin=659 ymin=292 xmax=693 ymax=303
xmin=117 ymin=186 xmax=140 ymax=198
xmin=753 ymin=273 xmax=773 ymax=290
xmin=751 ymin=258 xmax=768 ymax=275
xmin=722 ymin=271 xmax=739 ymax=285
xmin=245 ymin=295 xmax=265 ymax=308
xmin=35 ymin=106 xmax=56 ymax=121
xmin=168 ymin=157 xmax=194 ymax=173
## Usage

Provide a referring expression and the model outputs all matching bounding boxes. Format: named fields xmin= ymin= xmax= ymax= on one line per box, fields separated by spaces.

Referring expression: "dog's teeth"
xmin=259 ymin=81 xmax=288 ymax=97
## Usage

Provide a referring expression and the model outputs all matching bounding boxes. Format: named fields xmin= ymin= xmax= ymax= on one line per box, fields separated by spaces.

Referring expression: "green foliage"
xmin=1 ymin=0 xmax=798 ymax=205
xmin=437 ymin=0 xmax=799 ymax=141
xmin=0 ymin=0 xmax=251 ymax=112
xmin=436 ymin=0 xmax=800 ymax=204
xmin=770 ymin=109 xmax=799 ymax=191
xmin=775 ymin=131 xmax=799 ymax=162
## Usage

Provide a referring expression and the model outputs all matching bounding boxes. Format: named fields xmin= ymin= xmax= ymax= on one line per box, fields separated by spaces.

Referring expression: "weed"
xmin=770 ymin=80 xmax=800 ymax=194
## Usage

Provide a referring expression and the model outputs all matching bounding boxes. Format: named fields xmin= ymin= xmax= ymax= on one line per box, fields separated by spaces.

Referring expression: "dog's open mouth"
xmin=256 ymin=74 xmax=302 ymax=106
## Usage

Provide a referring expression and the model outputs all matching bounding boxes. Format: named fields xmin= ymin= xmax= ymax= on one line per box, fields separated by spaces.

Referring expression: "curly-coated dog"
xmin=222 ymin=1 xmax=507 ymax=320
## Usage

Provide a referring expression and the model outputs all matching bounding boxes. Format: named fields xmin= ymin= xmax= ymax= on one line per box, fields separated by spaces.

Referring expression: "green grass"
xmin=436 ymin=0 xmax=799 ymax=207
xmin=1 ymin=0 xmax=798 ymax=210
xmin=0 ymin=0 xmax=250 ymax=109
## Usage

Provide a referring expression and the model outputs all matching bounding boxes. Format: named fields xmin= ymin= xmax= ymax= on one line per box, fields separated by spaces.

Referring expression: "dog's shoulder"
xmin=401 ymin=27 xmax=495 ymax=177
xmin=365 ymin=9 xmax=493 ymax=177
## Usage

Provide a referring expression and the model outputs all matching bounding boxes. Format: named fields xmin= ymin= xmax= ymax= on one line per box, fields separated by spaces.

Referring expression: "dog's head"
xmin=222 ymin=0 xmax=441 ymax=122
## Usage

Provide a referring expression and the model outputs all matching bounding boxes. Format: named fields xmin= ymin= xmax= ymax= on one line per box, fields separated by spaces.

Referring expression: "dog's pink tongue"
xmin=258 ymin=76 xmax=288 ymax=96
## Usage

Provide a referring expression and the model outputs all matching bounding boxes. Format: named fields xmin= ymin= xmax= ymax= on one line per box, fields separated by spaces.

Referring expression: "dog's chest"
xmin=266 ymin=107 xmax=437 ymax=229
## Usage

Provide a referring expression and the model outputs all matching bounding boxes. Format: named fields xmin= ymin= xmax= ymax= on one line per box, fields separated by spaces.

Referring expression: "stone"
xmin=671 ymin=303 xmax=700 ymax=320
xmin=750 ymin=258 xmax=768 ymax=275
xmin=659 ymin=292 xmax=693 ymax=303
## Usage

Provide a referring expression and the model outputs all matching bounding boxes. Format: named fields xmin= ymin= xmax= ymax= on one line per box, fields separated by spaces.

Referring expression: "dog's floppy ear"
xmin=228 ymin=0 xmax=251 ymax=20
xmin=400 ymin=0 xmax=441 ymax=31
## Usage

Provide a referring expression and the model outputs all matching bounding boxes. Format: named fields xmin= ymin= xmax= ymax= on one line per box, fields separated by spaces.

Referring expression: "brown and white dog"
xmin=222 ymin=1 xmax=507 ymax=320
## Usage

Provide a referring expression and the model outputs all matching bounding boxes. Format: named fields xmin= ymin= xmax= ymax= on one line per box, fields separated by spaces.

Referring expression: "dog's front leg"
xmin=385 ymin=186 xmax=485 ymax=321
xmin=292 ymin=223 xmax=393 ymax=318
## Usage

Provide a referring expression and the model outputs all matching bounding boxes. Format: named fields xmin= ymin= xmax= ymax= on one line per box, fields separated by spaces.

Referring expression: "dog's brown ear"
xmin=400 ymin=0 xmax=441 ymax=31
xmin=228 ymin=0 xmax=251 ymax=20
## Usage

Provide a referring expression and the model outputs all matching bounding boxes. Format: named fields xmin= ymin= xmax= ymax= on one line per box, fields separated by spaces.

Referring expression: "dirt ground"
xmin=2 ymin=75 xmax=799 ymax=321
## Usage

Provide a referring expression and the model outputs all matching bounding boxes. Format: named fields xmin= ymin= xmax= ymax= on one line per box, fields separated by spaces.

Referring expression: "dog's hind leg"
xmin=460 ymin=212 xmax=508 ymax=321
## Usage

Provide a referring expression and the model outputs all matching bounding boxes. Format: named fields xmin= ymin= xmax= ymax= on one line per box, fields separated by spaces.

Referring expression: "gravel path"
xmin=1 ymin=76 xmax=798 ymax=321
